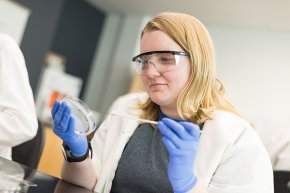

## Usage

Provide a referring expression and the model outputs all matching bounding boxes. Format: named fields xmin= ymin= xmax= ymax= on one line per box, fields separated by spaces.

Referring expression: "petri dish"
xmin=61 ymin=96 xmax=97 ymax=135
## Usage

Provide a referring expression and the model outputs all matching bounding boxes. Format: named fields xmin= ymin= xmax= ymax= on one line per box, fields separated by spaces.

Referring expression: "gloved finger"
xmin=67 ymin=117 xmax=77 ymax=135
xmin=67 ymin=119 xmax=88 ymax=157
xmin=158 ymin=121 xmax=183 ymax=149
xmin=162 ymin=136 xmax=191 ymax=156
xmin=54 ymin=102 xmax=68 ymax=128
xmin=179 ymin=122 xmax=200 ymax=139
xmin=51 ymin=100 xmax=60 ymax=119
xmin=59 ymin=107 xmax=71 ymax=132
xmin=162 ymin=136 xmax=178 ymax=153
xmin=161 ymin=118 xmax=191 ymax=140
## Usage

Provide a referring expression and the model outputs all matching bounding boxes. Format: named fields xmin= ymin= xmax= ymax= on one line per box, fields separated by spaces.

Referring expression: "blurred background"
xmin=1 ymin=0 xmax=290 ymax=179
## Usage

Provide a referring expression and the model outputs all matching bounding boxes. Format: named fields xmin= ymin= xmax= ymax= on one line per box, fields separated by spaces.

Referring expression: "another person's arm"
xmin=0 ymin=34 xmax=37 ymax=151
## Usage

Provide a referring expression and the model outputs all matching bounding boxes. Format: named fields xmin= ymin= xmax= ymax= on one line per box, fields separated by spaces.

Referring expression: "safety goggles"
xmin=132 ymin=51 xmax=189 ymax=75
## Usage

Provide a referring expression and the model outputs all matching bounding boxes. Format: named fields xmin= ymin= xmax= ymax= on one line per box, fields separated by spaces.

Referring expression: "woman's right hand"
xmin=51 ymin=100 xmax=88 ymax=156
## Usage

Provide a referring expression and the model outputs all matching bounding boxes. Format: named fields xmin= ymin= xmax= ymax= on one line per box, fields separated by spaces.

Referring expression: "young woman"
xmin=52 ymin=12 xmax=274 ymax=193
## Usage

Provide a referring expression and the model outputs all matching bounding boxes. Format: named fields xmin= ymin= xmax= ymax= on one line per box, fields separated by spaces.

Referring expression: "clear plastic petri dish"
xmin=61 ymin=96 xmax=97 ymax=135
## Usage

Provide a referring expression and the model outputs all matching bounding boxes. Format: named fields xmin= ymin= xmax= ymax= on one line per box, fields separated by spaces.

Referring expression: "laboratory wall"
xmin=207 ymin=25 xmax=290 ymax=143
xmin=15 ymin=0 xmax=66 ymax=92
xmin=51 ymin=0 xmax=105 ymax=97
xmin=15 ymin=0 xmax=105 ymax=98
xmin=83 ymin=13 xmax=147 ymax=112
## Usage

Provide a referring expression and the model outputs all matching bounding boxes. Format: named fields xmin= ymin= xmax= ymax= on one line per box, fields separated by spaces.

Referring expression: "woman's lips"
xmin=150 ymin=83 xmax=166 ymax=88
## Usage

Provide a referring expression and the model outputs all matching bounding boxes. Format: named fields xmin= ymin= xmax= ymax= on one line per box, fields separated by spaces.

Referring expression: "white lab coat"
xmin=91 ymin=92 xmax=274 ymax=193
xmin=0 ymin=33 xmax=38 ymax=159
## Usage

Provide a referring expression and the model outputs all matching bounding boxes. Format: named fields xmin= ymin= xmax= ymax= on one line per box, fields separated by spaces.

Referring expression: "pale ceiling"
xmin=87 ymin=0 xmax=290 ymax=31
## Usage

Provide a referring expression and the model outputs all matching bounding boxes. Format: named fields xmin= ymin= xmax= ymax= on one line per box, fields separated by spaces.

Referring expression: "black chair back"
xmin=12 ymin=120 xmax=45 ymax=169
xmin=274 ymin=171 xmax=290 ymax=193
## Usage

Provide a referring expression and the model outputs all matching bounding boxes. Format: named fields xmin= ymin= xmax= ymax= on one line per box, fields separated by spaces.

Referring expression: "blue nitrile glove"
xmin=158 ymin=118 xmax=200 ymax=193
xmin=51 ymin=100 xmax=88 ymax=156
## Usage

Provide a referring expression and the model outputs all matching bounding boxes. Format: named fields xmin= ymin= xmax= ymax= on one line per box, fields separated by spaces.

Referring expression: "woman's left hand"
xmin=158 ymin=118 xmax=200 ymax=193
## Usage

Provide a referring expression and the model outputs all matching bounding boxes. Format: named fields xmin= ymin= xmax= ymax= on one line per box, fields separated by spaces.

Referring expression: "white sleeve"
xmin=90 ymin=94 xmax=128 ymax=177
xmin=0 ymin=36 xmax=38 ymax=148
xmin=208 ymin=129 xmax=274 ymax=193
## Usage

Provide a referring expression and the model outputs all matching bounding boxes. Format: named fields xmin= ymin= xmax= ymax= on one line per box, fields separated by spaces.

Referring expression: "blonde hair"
xmin=138 ymin=12 xmax=239 ymax=124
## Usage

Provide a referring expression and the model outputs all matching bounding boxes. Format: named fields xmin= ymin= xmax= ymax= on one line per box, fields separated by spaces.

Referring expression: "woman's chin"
xmin=149 ymin=95 xmax=169 ymax=106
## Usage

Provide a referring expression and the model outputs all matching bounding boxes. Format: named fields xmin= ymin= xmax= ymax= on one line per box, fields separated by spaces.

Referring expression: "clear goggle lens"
xmin=132 ymin=51 xmax=188 ymax=74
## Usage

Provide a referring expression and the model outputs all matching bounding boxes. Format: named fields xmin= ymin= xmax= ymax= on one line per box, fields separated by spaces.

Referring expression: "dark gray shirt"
xmin=110 ymin=123 xmax=173 ymax=193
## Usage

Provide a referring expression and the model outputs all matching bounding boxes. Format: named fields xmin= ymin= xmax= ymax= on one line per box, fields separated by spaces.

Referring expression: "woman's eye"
xmin=159 ymin=57 xmax=175 ymax=64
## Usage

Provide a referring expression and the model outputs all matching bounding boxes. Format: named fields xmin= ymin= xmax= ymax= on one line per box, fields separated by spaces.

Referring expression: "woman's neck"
xmin=160 ymin=106 xmax=180 ymax=120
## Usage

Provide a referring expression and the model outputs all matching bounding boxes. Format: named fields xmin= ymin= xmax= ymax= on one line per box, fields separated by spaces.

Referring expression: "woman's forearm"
xmin=61 ymin=158 xmax=97 ymax=190
xmin=187 ymin=180 xmax=208 ymax=193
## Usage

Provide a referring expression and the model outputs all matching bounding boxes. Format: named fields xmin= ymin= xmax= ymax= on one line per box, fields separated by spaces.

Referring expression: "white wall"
xmin=207 ymin=25 xmax=290 ymax=142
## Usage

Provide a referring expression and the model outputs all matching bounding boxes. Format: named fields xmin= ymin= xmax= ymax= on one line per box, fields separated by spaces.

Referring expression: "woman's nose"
xmin=143 ymin=62 xmax=160 ymax=77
